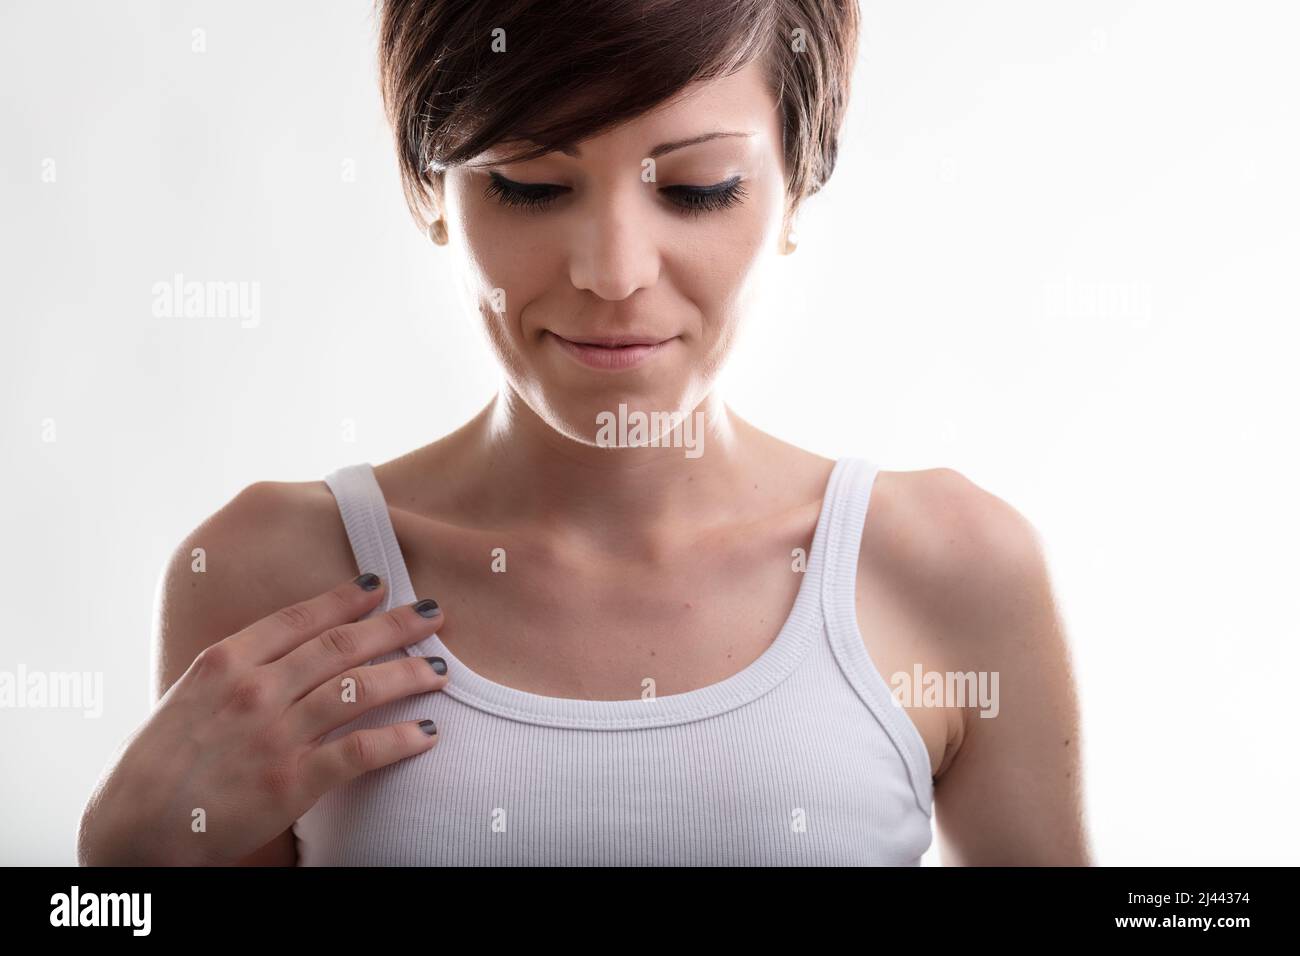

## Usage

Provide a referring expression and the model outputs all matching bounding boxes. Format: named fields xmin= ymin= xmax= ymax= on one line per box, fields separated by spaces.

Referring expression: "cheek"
xmin=669 ymin=182 xmax=784 ymax=329
xmin=451 ymin=196 xmax=526 ymax=296
xmin=447 ymin=193 xmax=555 ymax=351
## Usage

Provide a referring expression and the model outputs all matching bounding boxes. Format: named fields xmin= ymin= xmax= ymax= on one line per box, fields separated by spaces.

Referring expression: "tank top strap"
xmin=819 ymin=457 xmax=934 ymax=817
xmin=817 ymin=458 xmax=880 ymax=609
xmin=323 ymin=463 xmax=418 ymax=614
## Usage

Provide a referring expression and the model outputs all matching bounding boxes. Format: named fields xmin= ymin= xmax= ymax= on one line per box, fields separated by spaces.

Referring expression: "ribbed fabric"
xmin=291 ymin=457 xmax=934 ymax=865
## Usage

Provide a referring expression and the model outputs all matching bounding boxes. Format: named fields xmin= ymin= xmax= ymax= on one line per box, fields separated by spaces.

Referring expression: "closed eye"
xmin=483 ymin=172 xmax=747 ymax=217
xmin=660 ymin=176 xmax=747 ymax=216
xmin=482 ymin=172 xmax=568 ymax=211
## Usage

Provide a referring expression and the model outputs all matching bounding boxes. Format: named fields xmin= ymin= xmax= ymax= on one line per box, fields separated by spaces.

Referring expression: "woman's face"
xmin=441 ymin=58 xmax=790 ymax=446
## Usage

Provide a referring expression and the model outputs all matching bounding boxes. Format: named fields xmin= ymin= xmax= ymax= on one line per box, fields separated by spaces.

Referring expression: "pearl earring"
xmin=784 ymin=223 xmax=799 ymax=254
xmin=427 ymin=217 xmax=448 ymax=245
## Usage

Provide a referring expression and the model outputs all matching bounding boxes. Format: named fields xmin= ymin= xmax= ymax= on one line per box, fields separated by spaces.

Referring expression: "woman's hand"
xmin=77 ymin=573 xmax=447 ymax=866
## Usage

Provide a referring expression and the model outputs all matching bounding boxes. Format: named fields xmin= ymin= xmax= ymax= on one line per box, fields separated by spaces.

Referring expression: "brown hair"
xmin=377 ymin=0 xmax=860 ymax=230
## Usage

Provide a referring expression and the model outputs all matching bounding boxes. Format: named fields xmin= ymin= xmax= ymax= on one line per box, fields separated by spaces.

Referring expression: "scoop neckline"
xmin=385 ymin=458 xmax=848 ymax=730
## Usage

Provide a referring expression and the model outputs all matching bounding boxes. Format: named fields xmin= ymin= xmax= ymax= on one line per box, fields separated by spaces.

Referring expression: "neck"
xmin=433 ymin=385 xmax=769 ymax=558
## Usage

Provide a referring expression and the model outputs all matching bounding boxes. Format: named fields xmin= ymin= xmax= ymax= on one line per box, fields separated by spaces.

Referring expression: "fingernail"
xmin=419 ymin=719 xmax=438 ymax=736
xmin=424 ymin=656 xmax=447 ymax=675
xmin=412 ymin=598 xmax=440 ymax=618
xmin=353 ymin=573 xmax=381 ymax=591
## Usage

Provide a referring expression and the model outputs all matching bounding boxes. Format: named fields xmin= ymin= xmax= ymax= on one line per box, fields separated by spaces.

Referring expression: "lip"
xmin=547 ymin=331 xmax=677 ymax=370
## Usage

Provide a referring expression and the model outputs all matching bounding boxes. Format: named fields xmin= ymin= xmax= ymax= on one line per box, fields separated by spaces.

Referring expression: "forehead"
xmin=651 ymin=58 xmax=777 ymax=126
xmin=478 ymin=58 xmax=778 ymax=164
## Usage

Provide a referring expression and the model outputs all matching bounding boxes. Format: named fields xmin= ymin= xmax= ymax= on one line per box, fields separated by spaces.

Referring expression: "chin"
xmin=531 ymin=385 xmax=703 ymax=448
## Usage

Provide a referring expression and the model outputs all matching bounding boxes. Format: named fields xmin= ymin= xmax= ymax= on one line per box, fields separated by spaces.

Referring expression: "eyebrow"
xmin=549 ymin=130 xmax=755 ymax=160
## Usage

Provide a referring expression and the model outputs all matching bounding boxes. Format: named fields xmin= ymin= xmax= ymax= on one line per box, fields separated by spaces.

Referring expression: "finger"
xmin=227 ymin=573 xmax=389 ymax=666
xmin=300 ymin=719 xmax=440 ymax=796
xmin=288 ymin=654 xmax=449 ymax=744
xmin=268 ymin=598 xmax=445 ymax=700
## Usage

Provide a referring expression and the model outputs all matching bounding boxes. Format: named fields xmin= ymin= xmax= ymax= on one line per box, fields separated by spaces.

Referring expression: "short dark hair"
xmin=377 ymin=0 xmax=860 ymax=229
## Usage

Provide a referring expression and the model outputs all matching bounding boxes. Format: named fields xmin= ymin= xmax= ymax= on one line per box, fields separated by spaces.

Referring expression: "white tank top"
xmin=292 ymin=457 xmax=934 ymax=865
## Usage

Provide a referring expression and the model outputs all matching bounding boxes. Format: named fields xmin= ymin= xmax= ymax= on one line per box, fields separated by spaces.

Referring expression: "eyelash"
xmin=482 ymin=172 xmax=748 ymax=217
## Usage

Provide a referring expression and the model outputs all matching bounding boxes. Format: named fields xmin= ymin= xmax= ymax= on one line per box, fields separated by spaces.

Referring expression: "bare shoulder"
xmin=857 ymin=463 xmax=1074 ymax=693
xmin=862 ymin=467 xmax=1089 ymax=863
xmin=149 ymin=478 xmax=357 ymax=867
xmin=152 ymin=479 xmax=353 ymax=701
xmin=854 ymin=466 xmax=1056 ymax=772
xmin=861 ymin=466 xmax=1052 ymax=632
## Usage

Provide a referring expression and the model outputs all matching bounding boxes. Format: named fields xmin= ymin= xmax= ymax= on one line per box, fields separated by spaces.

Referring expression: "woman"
xmin=78 ymin=0 xmax=1090 ymax=866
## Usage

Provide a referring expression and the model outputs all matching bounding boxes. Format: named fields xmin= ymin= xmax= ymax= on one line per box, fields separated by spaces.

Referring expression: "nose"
xmin=567 ymin=184 xmax=661 ymax=301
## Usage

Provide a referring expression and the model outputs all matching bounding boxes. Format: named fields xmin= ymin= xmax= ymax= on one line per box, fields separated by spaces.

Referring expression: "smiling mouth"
xmin=554 ymin=334 xmax=673 ymax=348
xmin=546 ymin=331 xmax=677 ymax=370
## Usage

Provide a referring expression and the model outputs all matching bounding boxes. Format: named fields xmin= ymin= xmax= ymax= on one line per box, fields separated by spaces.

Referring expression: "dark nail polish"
xmin=412 ymin=598 xmax=440 ymax=618
xmin=353 ymin=573 xmax=381 ymax=591
xmin=424 ymin=656 xmax=447 ymax=675
xmin=419 ymin=719 xmax=438 ymax=736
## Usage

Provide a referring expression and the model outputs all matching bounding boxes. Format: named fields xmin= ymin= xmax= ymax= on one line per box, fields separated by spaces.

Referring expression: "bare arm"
xmin=925 ymin=472 xmax=1092 ymax=865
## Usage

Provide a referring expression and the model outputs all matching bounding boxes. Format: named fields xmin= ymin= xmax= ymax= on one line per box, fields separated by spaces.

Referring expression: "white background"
xmin=1 ymin=0 xmax=1296 ymax=865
